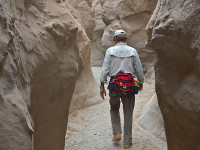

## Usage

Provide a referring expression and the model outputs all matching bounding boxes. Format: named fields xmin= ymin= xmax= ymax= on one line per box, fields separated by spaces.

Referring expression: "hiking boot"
xmin=124 ymin=143 xmax=133 ymax=149
xmin=112 ymin=133 xmax=121 ymax=141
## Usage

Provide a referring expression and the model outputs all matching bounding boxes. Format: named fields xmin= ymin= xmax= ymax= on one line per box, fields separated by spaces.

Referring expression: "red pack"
xmin=108 ymin=72 xmax=139 ymax=95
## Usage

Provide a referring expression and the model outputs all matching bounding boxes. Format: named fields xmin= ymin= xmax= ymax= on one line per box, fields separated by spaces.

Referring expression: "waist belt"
xmin=108 ymin=72 xmax=139 ymax=96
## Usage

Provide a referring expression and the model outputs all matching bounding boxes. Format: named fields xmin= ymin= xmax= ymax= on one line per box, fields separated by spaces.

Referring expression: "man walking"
xmin=100 ymin=30 xmax=144 ymax=149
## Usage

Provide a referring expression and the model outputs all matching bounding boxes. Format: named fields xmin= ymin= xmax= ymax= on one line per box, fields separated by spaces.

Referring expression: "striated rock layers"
xmin=91 ymin=0 xmax=157 ymax=74
xmin=0 ymin=0 xmax=98 ymax=149
xmin=147 ymin=0 xmax=200 ymax=150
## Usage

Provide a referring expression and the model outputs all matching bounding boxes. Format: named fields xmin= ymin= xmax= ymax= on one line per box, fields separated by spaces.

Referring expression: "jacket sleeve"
xmin=133 ymin=51 xmax=145 ymax=83
xmin=100 ymin=49 xmax=111 ymax=83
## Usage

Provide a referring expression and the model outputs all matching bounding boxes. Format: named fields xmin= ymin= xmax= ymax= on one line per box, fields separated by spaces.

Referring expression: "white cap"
xmin=114 ymin=30 xmax=126 ymax=37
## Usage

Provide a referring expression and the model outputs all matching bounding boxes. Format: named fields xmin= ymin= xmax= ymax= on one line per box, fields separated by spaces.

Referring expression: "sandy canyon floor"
xmin=65 ymin=67 xmax=167 ymax=150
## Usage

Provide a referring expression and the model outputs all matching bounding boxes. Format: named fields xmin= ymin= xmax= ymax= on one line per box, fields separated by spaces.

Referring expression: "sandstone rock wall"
xmin=0 ymin=0 xmax=98 ymax=149
xmin=69 ymin=0 xmax=101 ymax=112
xmin=147 ymin=0 xmax=200 ymax=149
xmin=138 ymin=94 xmax=166 ymax=141
xmin=91 ymin=0 xmax=106 ymax=66
xmin=91 ymin=0 xmax=157 ymax=75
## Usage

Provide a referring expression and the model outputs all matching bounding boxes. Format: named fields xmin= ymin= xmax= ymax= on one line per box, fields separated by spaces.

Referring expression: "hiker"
xmin=100 ymin=30 xmax=144 ymax=149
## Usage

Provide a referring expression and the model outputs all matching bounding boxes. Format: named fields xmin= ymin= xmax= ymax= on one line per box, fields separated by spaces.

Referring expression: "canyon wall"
xmin=69 ymin=0 xmax=101 ymax=112
xmin=147 ymin=0 xmax=200 ymax=149
xmin=2 ymin=0 xmax=200 ymax=150
xmin=138 ymin=94 xmax=166 ymax=141
xmin=0 ymin=0 xmax=98 ymax=149
xmin=91 ymin=0 xmax=157 ymax=74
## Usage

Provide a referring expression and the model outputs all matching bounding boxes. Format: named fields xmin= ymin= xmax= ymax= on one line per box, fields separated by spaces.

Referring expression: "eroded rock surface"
xmin=91 ymin=0 xmax=157 ymax=74
xmin=0 ymin=0 xmax=98 ymax=149
xmin=91 ymin=0 xmax=106 ymax=66
xmin=69 ymin=0 xmax=101 ymax=112
xmin=147 ymin=0 xmax=200 ymax=149
xmin=138 ymin=94 xmax=166 ymax=141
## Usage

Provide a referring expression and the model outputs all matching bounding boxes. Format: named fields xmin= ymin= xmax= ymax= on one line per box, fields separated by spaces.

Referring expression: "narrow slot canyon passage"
xmin=1 ymin=0 xmax=200 ymax=150
xmin=64 ymin=0 xmax=168 ymax=149
xmin=65 ymin=67 xmax=167 ymax=150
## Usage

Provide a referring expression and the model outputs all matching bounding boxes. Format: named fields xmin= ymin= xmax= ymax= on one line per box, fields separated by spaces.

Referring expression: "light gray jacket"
xmin=100 ymin=43 xmax=144 ymax=83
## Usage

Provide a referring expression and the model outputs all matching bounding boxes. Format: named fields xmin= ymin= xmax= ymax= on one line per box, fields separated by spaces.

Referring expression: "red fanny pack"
xmin=108 ymin=72 xmax=139 ymax=95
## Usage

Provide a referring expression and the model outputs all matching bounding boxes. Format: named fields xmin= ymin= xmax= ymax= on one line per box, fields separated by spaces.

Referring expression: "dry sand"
xmin=65 ymin=67 xmax=167 ymax=150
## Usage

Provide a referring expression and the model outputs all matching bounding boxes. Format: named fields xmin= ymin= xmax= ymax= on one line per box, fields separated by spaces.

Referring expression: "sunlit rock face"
xmin=91 ymin=0 xmax=158 ymax=74
xmin=147 ymin=0 xmax=200 ymax=149
xmin=0 ymin=0 xmax=98 ymax=149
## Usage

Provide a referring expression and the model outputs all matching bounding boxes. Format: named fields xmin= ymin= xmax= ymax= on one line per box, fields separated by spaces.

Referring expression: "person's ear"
xmin=113 ymin=36 xmax=115 ymax=42
xmin=114 ymin=37 xmax=117 ymax=42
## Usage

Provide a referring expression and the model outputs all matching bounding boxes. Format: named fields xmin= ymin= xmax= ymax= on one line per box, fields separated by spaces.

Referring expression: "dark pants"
xmin=109 ymin=92 xmax=135 ymax=145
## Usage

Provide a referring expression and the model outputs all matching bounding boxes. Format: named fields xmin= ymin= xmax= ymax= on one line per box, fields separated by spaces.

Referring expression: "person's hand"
xmin=139 ymin=83 xmax=143 ymax=91
xmin=100 ymin=87 xmax=106 ymax=100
